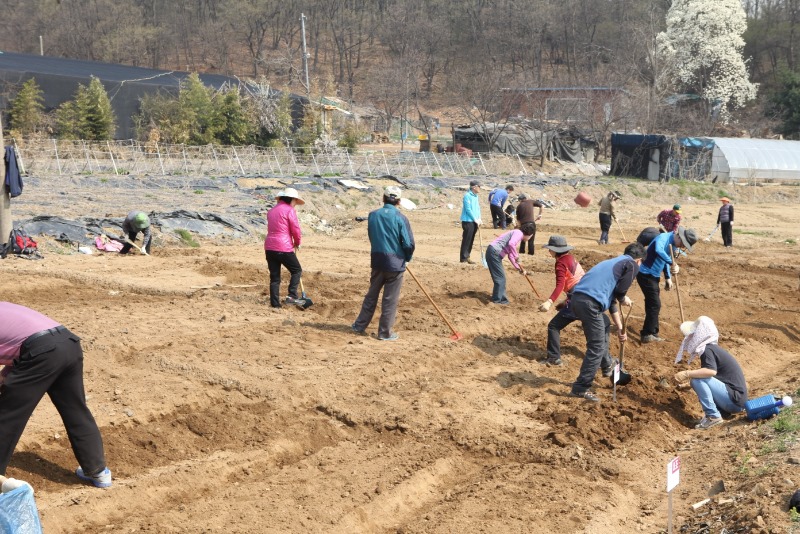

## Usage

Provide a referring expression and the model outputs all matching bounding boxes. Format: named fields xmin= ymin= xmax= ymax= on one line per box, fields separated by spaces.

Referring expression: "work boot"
xmin=641 ymin=334 xmax=665 ymax=344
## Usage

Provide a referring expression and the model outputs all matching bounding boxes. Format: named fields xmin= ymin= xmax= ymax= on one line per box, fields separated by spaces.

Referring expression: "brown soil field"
xmin=2 ymin=175 xmax=800 ymax=533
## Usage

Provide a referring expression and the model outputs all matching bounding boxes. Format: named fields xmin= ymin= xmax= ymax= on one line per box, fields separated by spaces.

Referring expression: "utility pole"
xmin=401 ymin=70 xmax=409 ymax=151
xmin=300 ymin=13 xmax=310 ymax=97
xmin=0 ymin=119 xmax=11 ymax=243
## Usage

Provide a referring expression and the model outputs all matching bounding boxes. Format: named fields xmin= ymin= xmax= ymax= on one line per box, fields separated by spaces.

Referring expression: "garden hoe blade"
xmin=296 ymin=279 xmax=313 ymax=310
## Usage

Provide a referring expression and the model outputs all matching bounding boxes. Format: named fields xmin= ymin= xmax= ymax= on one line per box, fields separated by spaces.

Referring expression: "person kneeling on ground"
xmin=0 ymin=302 xmax=111 ymax=487
xmin=485 ymin=222 xmax=535 ymax=305
xmin=119 ymin=211 xmax=152 ymax=255
xmin=567 ymin=242 xmax=645 ymax=402
xmin=674 ymin=316 xmax=748 ymax=429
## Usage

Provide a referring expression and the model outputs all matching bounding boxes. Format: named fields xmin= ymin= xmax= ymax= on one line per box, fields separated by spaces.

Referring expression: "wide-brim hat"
xmin=677 ymin=226 xmax=697 ymax=252
xmin=719 ymin=197 xmax=730 ymax=203
xmin=278 ymin=187 xmax=305 ymax=205
xmin=542 ymin=235 xmax=574 ymax=254
xmin=680 ymin=315 xmax=712 ymax=336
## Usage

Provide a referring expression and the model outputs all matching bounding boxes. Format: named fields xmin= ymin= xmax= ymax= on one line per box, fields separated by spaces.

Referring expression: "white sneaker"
xmin=76 ymin=467 xmax=112 ymax=488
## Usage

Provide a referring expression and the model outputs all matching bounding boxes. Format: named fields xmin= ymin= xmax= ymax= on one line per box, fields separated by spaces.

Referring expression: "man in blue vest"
xmin=568 ymin=242 xmax=645 ymax=402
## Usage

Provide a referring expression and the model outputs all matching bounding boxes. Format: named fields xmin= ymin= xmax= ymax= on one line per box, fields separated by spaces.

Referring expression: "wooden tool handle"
xmin=406 ymin=266 xmax=460 ymax=337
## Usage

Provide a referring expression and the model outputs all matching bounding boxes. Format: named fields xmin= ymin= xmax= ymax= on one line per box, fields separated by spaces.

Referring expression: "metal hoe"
xmin=478 ymin=226 xmax=488 ymax=268
xmin=295 ymin=279 xmax=313 ymax=310
xmin=612 ymin=304 xmax=634 ymax=399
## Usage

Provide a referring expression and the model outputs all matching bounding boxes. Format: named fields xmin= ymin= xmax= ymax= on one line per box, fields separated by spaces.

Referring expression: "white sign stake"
xmin=667 ymin=456 xmax=680 ymax=533
xmin=612 ymin=362 xmax=620 ymax=402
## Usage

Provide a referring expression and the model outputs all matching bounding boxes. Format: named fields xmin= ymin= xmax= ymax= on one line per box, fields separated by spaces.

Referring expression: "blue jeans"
xmin=690 ymin=377 xmax=743 ymax=418
xmin=486 ymin=246 xmax=508 ymax=303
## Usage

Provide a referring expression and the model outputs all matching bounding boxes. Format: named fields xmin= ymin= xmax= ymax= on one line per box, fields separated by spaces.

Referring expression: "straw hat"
xmin=719 ymin=197 xmax=730 ymax=203
xmin=277 ymin=187 xmax=305 ymax=205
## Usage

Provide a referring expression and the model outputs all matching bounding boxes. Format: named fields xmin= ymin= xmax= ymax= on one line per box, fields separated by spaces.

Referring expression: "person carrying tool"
xmin=485 ymin=222 xmax=536 ymax=305
xmin=656 ymin=204 xmax=682 ymax=233
xmin=538 ymin=236 xmax=604 ymax=370
xmin=674 ymin=316 xmax=748 ymax=429
xmin=352 ymin=186 xmax=415 ymax=341
xmin=515 ymin=193 xmax=544 ymax=255
xmin=0 ymin=302 xmax=111 ymax=487
xmin=459 ymin=180 xmax=482 ymax=264
xmin=488 ymin=184 xmax=514 ymax=229
xmin=636 ymin=226 xmax=698 ymax=343
xmin=264 ymin=188 xmax=304 ymax=308
xmin=568 ymin=242 xmax=645 ymax=402
xmin=597 ymin=191 xmax=621 ymax=245
xmin=119 ymin=211 xmax=152 ymax=254
xmin=717 ymin=197 xmax=734 ymax=247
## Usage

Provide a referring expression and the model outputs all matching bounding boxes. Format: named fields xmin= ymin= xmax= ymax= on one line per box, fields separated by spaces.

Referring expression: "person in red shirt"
xmin=657 ymin=204 xmax=682 ymax=233
xmin=0 ymin=302 xmax=110 ymax=487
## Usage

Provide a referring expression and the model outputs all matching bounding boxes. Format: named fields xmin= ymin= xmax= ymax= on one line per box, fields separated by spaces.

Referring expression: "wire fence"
xmin=11 ymin=139 xmax=530 ymax=179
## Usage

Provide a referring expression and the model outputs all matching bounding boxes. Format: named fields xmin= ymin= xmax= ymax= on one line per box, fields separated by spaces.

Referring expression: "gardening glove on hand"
xmin=664 ymin=279 xmax=674 ymax=291
xmin=674 ymin=370 xmax=691 ymax=383
xmin=139 ymin=248 xmax=148 ymax=256
xmin=476 ymin=219 xmax=483 ymax=226
xmin=621 ymin=296 xmax=632 ymax=307
xmin=671 ymin=264 xmax=680 ymax=275
xmin=538 ymin=299 xmax=553 ymax=312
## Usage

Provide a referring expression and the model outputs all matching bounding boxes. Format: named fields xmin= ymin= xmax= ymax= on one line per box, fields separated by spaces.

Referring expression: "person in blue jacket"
xmin=636 ymin=226 xmax=697 ymax=343
xmin=488 ymin=184 xmax=514 ymax=229
xmin=568 ymin=242 xmax=645 ymax=402
xmin=352 ymin=186 xmax=415 ymax=341
xmin=459 ymin=180 xmax=482 ymax=264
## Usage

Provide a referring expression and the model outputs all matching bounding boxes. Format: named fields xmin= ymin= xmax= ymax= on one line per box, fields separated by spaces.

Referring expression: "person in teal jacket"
xmin=352 ymin=186 xmax=415 ymax=341
xmin=459 ymin=180 xmax=482 ymax=263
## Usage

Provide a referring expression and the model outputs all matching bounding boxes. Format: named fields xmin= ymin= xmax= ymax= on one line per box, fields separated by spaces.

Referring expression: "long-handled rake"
xmin=406 ymin=265 xmax=463 ymax=341
xmin=614 ymin=219 xmax=630 ymax=243
xmin=478 ymin=226 xmax=488 ymax=268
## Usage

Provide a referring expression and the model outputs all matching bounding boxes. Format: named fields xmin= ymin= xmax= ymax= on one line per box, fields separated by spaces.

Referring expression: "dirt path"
xmin=2 ymin=178 xmax=799 ymax=533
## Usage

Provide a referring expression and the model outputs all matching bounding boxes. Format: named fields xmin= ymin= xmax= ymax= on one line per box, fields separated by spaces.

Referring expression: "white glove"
xmin=140 ymin=248 xmax=149 ymax=256
xmin=621 ymin=296 xmax=632 ymax=307
xmin=476 ymin=219 xmax=482 ymax=226
xmin=538 ymin=299 xmax=553 ymax=312
xmin=664 ymin=279 xmax=673 ymax=291
xmin=671 ymin=264 xmax=680 ymax=275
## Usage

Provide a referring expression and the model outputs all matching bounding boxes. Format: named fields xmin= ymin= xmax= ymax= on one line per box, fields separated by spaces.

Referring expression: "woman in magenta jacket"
xmin=264 ymin=188 xmax=304 ymax=308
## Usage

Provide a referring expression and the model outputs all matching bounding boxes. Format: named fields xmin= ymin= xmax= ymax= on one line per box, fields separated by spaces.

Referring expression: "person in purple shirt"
xmin=0 ymin=303 xmax=111 ymax=488
xmin=485 ymin=222 xmax=535 ymax=305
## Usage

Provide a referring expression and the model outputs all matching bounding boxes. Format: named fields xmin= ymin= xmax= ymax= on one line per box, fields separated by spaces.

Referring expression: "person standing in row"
xmin=516 ymin=193 xmax=544 ymax=255
xmin=0 ymin=303 xmax=111 ymax=487
xmin=718 ymin=197 xmax=734 ymax=247
xmin=636 ymin=226 xmax=697 ymax=343
xmin=674 ymin=316 xmax=748 ymax=429
xmin=459 ymin=180 xmax=482 ymax=264
xmin=488 ymin=185 xmax=514 ymax=229
xmin=597 ymin=191 xmax=621 ymax=245
xmin=264 ymin=188 xmax=304 ymax=308
xmin=119 ymin=211 xmax=152 ymax=255
xmin=657 ymin=204 xmax=682 ymax=233
xmin=485 ymin=222 xmax=535 ymax=305
xmin=568 ymin=242 xmax=645 ymax=402
xmin=352 ymin=186 xmax=415 ymax=341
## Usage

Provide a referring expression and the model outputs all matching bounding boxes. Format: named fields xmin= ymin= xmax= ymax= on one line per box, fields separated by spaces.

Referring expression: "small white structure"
xmin=710 ymin=137 xmax=800 ymax=182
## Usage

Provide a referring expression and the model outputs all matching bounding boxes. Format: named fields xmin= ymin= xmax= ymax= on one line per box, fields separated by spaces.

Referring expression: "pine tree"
xmin=179 ymin=73 xmax=218 ymax=145
xmin=75 ymin=77 xmax=116 ymax=140
xmin=216 ymin=89 xmax=253 ymax=145
xmin=10 ymin=78 xmax=45 ymax=136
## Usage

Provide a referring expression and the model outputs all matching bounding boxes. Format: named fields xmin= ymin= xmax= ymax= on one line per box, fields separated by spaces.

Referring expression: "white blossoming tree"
xmin=657 ymin=0 xmax=758 ymax=124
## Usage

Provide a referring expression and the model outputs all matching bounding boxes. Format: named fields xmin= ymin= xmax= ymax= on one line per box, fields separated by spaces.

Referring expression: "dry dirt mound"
xmin=2 ymin=178 xmax=799 ymax=533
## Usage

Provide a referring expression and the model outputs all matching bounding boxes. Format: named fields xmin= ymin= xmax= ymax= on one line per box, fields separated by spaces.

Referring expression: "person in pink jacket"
xmin=485 ymin=222 xmax=535 ymax=305
xmin=264 ymin=188 xmax=304 ymax=308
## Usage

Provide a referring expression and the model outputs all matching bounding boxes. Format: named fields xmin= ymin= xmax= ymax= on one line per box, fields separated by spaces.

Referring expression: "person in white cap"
xmin=674 ymin=316 xmax=748 ymax=429
xmin=119 ymin=211 xmax=152 ymax=254
xmin=352 ymin=186 xmax=415 ymax=341
xmin=264 ymin=188 xmax=304 ymax=308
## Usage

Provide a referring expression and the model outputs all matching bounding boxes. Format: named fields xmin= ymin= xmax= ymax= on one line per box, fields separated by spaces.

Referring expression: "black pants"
xmin=598 ymin=213 xmax=612 ymax=243
xmin=547 ymin=303 xmax=611 ymax=361
xmin=460 ymin=222 xmax=478 ymax=262
xmin=636 ymin=272 xmax=662 ymax=337
xmin=518 ymin=223 xmax=536 ymax=255
xmin=353 ymin=270 xmax=405 ymax=339
xmin=120 ymin=230 xmax=152 ymax=254
xmin=265 ymin=250 xmax=302 ymax=307
xmin=0 ymin=328 xmax=106 ymax=476
xmin=490 ymin=205 xmax=506 ymax=229
xmin=721 ymin=222 xmax=733 ymax=247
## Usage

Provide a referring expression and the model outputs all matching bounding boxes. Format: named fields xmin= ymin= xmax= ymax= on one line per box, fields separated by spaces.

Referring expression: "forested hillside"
xmin=1 ymin=0 xmax=798 ymax=137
